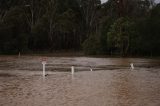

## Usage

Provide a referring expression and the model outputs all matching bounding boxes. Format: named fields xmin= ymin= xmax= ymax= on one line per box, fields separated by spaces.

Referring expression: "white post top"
xmin=42 ymin=61 xmax=47 ymax=64
xmin=41 ymin=57 xmax=47 ymax=64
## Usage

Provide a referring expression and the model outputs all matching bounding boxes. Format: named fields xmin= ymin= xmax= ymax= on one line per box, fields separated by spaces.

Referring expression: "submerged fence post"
xmin=71 ymin=66 xmax=74 ymax=75
xmin=41 ymin=57 xmax=47 ymax=77
xmin=42 ymin=61 xmax=47 ymax=77
xmin=130 ymin=63 xmax=134 ymax=70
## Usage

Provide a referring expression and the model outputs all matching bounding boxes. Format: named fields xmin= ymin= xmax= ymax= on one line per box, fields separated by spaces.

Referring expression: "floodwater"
xmin=0 ymin=56 xmax=160 ymax=106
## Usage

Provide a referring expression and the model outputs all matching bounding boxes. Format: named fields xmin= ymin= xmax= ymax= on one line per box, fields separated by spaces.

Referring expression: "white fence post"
xmin=130 ymin=63 xmax=134 ymax=70
xmin=42 ymin=61 xmax=47 ymax=77
xmin=71 ymin=66 xmax=74 ymax=75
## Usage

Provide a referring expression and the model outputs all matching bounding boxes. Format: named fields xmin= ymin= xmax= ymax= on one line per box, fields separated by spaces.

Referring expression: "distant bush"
xmin=82 ymin=34 xmax=101 ymax=55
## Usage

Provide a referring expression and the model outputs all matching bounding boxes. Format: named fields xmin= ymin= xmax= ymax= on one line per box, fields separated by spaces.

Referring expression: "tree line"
xmin=0 ymin=0 xmax=160 ymax=56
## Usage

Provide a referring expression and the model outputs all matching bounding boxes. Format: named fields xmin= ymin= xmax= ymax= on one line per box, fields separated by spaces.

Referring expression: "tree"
xmin=0 ymin=0 xmax=159 ymax=56
xmin=77 ymin=0 xmax=101 ymax=38
xmin=107 ymin=17 xmax=135 ymax=56
xmin=0 ymin=6 xmax=28 ymax=53
xmin=144 ymin=3 xmax=160 ymax=56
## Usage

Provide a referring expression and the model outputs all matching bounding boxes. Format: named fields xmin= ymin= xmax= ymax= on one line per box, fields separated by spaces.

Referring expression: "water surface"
xmin=0 ymin=56 xmax=160 ymax=106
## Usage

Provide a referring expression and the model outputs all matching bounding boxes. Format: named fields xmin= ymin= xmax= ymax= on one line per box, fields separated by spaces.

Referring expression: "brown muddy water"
xmin=0 ymin=56 xmax=160 ymax=106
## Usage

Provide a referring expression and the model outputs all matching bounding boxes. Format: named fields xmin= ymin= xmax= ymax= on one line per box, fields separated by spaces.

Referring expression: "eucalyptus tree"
xmin=0 ymin=0 xmax=24 ymax=53
xmin=141 ymin=3 xmax=160 ymax=56
xmin=77 ymin=0 xmax=101 ymax=38
xmin=107 ymin=17 xmax=135 ymax=56
xmin=0 ymin=0 xmax=7 ymax=23
xmin=45 ymin=0 xmax=57 ymax=50
xmin=56 ymin=0 xmax=82 ymax=49
xmin=0 ymin=0 xmax=21 ymax=23
xmin=103 ymin=0 xmax=155 ymax=18
xmin=44 ymin=0 xmax=82 ymax=50
xmin=23 ymin=0 xmax=45 ymax=32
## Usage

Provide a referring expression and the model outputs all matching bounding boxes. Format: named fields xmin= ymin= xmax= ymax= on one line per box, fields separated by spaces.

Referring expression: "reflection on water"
xmin=0 ymin=56 xmax=160 ymax=106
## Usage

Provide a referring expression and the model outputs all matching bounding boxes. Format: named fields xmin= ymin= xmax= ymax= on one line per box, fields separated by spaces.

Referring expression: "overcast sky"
xmin=101 ymin=0 xmax=107 ymax=4
xmin=101 ymin=0 xmax=160 ymax=4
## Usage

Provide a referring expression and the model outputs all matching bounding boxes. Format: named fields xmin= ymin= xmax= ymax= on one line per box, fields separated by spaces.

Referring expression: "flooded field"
xmin=0 ymin=56 xmax=160 ymax=106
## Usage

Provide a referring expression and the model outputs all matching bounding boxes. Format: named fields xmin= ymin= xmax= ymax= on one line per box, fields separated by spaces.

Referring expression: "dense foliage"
xmin=0 ymin=0 xmax=160 ymax=56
